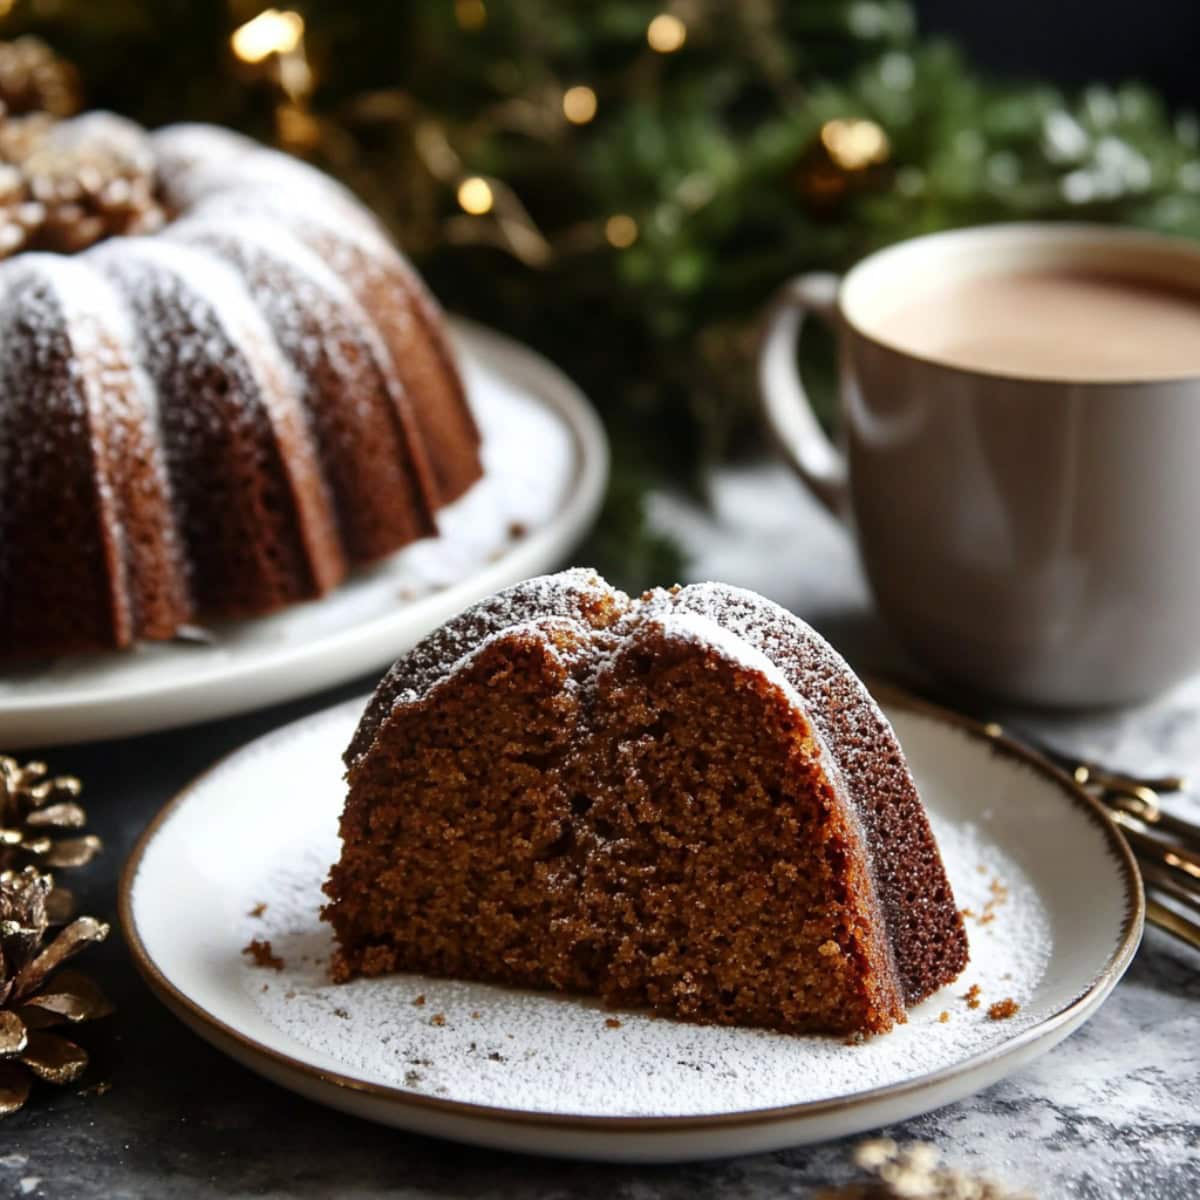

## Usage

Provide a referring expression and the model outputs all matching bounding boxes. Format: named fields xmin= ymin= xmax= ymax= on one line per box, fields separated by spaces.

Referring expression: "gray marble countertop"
xmin=5 ymin=460 xmax=1198 ymax=1199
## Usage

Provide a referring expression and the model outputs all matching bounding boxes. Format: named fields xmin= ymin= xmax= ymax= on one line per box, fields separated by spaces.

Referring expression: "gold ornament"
xmin=0 ymin=756 xmax=102 ymax=923
xmin=0 ymin=868 xmax=112 ymax=1118
xmin=818 ymin=1139 xmax=1034 ymax=1200
xmin=0 ymin=36 xmax=81 ymax=120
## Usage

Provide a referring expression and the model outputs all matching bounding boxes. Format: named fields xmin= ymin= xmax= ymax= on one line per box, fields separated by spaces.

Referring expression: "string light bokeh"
xmin=456 ymin=176 xmax=494 ymax=215
xmin=229 ymin=8 xmax=302 ymax=63
xmin=562 ymin=85 xmax=597 ymax=126
xmin=226 ymin=3 xmax=699 ymax=266
xmin=230 ymin=7 xmax=315 ymax=149
xmin=646 ymin=13 xmax=687 ymax=54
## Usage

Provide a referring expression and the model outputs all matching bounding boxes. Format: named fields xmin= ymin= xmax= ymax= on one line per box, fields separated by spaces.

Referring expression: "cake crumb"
xmin=430 ymin=1013 xmax=446 ymax=1027
xmin=242 ymin=938 xmax=283 ymax=970
xmin=247 ymin=902 xmax=267 ymax=918
xmin=977 ymin=863 xmax=988 ymax=874
xmin=508 ymin=520 xmax=528 ymax=540
xmin=962 ymin=984 xmax=982 ymax=1010
xmin=988 ymin=998 xmax=1020 ymax=1021
xmin=605 ymin=1017 xmax=622 ymax=1029
xmin=979 ymin=878 xmax=1009 ymax=925
xmin=817 ymin=940 xmax=840 ymax=957
xmin=962 ymin=877 xmax=1010 ymax=927
xmin=938 ymin=1010 xmax=950 ymax=1024
xmin=470 ymin=1011 xmax=482 ymax=1019
xmin=412 ymin=994 xmax=426 ymax=1006
xmin=333 ymin=1007 xmax=349 ymax=1020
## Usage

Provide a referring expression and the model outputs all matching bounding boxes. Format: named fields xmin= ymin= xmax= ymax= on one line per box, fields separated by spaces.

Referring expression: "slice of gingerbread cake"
xmin=323 ymin=569 xmax=968 ymax=1036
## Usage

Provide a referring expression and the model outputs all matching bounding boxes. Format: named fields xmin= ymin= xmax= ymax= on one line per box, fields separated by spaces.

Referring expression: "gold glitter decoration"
xmin=818 ymin=1139 xmax=1035 ymax=1199
xmin=0 ymin=867 xmax=112 ymax=1118
xmin=1 ymin=756 xmax=101 ymax=923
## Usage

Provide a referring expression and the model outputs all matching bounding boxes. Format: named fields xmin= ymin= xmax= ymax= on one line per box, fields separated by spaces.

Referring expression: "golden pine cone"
xmin=0 ymin=756 xmax=102 ymax=918
xmin=0 ymin=867 xmax=111 ymax=1117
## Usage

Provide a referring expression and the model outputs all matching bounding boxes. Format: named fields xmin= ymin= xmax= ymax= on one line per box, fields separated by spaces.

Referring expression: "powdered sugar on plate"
xmin=236 ymin=713 xmax=1056 ymax=1120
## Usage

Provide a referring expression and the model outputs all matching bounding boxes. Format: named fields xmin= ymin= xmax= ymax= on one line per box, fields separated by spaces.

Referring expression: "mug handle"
xmin=758 ymin=272 xmax=849 ymax=518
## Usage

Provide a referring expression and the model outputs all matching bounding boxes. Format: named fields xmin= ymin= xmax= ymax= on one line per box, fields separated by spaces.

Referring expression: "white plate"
xmin=120 ymin=688 xmax=1142 ymax=1163
xmin=0 ymin=318 xmax=607 ymax=748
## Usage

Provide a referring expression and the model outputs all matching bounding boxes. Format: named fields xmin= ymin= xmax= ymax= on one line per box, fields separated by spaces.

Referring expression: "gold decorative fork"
xmin=877 ymin=678 xmax=1200 ymax=953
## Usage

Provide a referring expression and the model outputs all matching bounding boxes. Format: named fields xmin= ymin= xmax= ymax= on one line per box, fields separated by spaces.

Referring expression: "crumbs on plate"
xmin=242 ymin=938 xmax=283 ymax=970
xmin=987 ymin=998 xmax=1020 ymax=1021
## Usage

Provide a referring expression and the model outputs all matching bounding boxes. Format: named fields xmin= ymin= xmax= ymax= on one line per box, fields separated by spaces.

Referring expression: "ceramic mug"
xmin=759 ymin=222 xmax=1200 ymax=707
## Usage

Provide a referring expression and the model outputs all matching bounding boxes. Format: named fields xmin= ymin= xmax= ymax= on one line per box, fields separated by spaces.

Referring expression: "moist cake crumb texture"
xmin=323 ymin=569 xmax=968 ymax=1037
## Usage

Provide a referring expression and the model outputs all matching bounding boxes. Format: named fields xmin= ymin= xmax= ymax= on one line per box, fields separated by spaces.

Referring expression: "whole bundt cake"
xmin=324 ymin=569 xmax=968 ymax=1037
xmin=0 ymin=112 xmax=481 ymax=661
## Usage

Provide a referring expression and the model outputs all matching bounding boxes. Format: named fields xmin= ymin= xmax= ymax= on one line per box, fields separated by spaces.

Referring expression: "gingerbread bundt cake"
xmin=324 ymin=570 xmax=968 ymax=1036
xmin=0 ymin=113 xmax=481 ymax=661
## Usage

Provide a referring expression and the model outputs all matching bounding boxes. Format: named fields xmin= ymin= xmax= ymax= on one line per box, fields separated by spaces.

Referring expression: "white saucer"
xmin=0 ymin=318 xmax=608 ymax=748
xmin=120 ymin=688 xmax=1141 ymax=1163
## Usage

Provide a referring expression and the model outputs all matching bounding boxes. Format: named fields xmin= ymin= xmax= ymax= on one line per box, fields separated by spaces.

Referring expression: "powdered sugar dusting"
xmin=346 ymin=568 xmax=620 ymax=763
xmin=0 ymin=321 xmax=581 ymax=705
xmin=153 ymin=123 xmax=356 ymax=220
xmin=165 ymin=214 xmax=401 ymax=412
xmin=242 ymin=804 xmax=1050 ymax=1117
xmin=647 ymin=609 xmax=804 ymax=705
xmin=384 ymin=568 xmax=615 ymax=705
xmin=87 ymin=236 xmax=319 ymax=437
